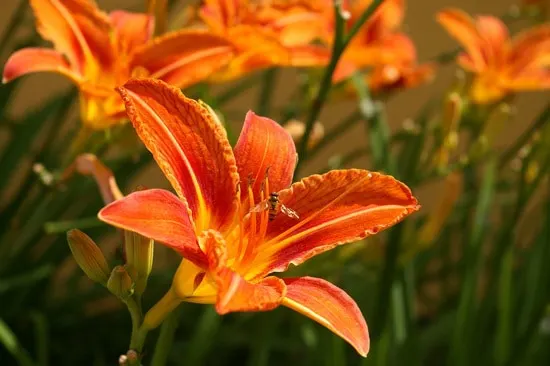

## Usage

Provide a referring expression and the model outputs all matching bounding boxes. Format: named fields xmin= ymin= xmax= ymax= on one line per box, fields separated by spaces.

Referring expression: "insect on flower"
xmin=98 ymin=78 xmax=420 ymax=356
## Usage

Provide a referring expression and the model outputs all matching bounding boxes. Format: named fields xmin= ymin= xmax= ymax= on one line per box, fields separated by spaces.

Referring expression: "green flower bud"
xmin=67 ymin=229 xmax=110 ymax=285
xmin=107 ymin=265 xmax=135 ymax=301
xmin=124 ymin=231 xmax=154 ymax=295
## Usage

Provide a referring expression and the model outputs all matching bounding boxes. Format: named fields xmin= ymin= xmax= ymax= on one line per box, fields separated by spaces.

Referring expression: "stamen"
xmin=241 ymin=170 xmax=270 ymax=269
xmin=235 ymin=182 xmax=245 ymax=259
xmin=238 ymin=178 xmax=257 ymax=264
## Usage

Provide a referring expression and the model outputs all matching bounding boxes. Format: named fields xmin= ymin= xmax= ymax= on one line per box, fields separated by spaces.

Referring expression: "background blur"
xmin=1 ymin=0 xmax=549 ymax=365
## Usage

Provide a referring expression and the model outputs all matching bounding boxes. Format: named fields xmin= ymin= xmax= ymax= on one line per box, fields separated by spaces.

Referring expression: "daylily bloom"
xmin=2 ymin=0 xmax=234 ymax=129
xmin=98 ymin=78 xmax=419 ymax=356
xmin=195 ymin=0 xmax=331 ymax=80
xmin=361 ymin=35 xmax=435 ymax=93
xmin=437 ymin=8 xmax=550 ymax=104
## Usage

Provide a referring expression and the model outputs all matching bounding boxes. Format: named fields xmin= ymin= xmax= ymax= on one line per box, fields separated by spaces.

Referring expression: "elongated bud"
xmin=107 ymin=265 xmax=135 ymax=301
xmin=285 ymin=119 xmax=325 ymax=149
xmin=67 ymin=229 xmax=110 ymax=285
xmin=124 ymin=230 xmax=154 ymax=295
xmin=435 ymin=92 xmax=463 ymax=169
xmin=470 ymin=103 xmax=513 ymax=160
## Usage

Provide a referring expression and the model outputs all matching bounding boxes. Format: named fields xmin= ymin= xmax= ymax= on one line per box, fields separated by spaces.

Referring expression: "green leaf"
xmin=0 ymin=318 xmax=35 ymax=366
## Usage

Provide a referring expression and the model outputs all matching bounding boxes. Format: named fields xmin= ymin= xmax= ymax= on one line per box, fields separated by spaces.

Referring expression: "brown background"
xmin=1 ymin=0 xmax=548 ymax=211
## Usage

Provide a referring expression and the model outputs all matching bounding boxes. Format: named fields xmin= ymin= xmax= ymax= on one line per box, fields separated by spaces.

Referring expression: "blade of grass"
xmin=0 ymin=318 xmax=35 ymax=366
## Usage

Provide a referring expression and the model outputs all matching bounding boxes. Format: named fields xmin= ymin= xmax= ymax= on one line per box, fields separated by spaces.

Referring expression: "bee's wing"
xmin=249 ymin=200 xmax=269 ymax=213
xmin=281 ymin=205 xmax=299 ymax=219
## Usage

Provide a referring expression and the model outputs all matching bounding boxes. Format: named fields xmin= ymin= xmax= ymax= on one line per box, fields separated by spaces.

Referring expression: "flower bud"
xmin=107 ymin=265 xmax=135 ymax=301
xmin=67 ymin=229 xmax=110 ymax=286
xmin=124 ymin=230 xmax=154 ymax=295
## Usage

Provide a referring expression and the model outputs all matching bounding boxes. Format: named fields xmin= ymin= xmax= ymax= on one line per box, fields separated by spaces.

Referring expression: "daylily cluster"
xmin=438 ymin=8 xmax=550 ymax=104
xmin=333 ymin=0 xmax=435 ymax=93
xmin=2 ymin=0 xmax=235 ymax=129
xmin=97 ymin=78 xmax=419 ymax=356
xmin=189 ymin=0 xmax=332 ymax=81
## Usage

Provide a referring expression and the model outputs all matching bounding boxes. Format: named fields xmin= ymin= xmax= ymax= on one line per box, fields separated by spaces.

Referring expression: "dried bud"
xmin=107 ymin=265 xmax=135 ymax=301
xmin=285 ymin=119 xmax=325 ymax=149
xmin=124 ymin=230 xmax=154 ymax=295
xmin=67 ymin=229 xmax=110 ymax=285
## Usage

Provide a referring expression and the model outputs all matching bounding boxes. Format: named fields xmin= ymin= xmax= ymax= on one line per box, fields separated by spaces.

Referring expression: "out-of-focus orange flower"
xmin=437 ymin=8 xmax=550 ymax=104
xmin=98 ymin=78 xmax=419 ymax=356
xmin=196 ymin=0 xmax=331 ymax=80
xmin=331 ymin=0 xmax=434 ymax=91
xmin=366 ymin=35 xmax=435 ymax=92
xmin=2 ymin=0 xmax=235 ymax=129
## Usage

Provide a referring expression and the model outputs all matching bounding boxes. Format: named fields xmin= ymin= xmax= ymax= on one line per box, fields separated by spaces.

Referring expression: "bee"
xmin=250 ymin=192 xmax=300 ymax=221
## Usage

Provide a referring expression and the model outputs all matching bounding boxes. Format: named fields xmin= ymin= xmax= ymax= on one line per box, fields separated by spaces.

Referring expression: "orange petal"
xmin=117 ymin=79 xmax=239 ymax=232
xmin=202 ymin=231 xmax=286 ymax=314
xmin=476 ymin=16 xmax=509 ymax=67
xmin=250 ymin=170 xmax=419 ymax=278
xmin=30 ymin=0 xmax=112 ymax=73
xmin=289 ymin=45 xmax=331 ymax=67
xmin=282 ymin=276 xmax=369 ymax=356
xmin=437 ymin=8 xmax=486 ymax=71
xmin=130 ymin=30 xmax=235 ymax=89
xmin=110 ymin=11 xmax=154 ymax=55
xmin=199 ymin=0 xmax=246 ymax=32
xmin=2 ymin=48 xmax=81 ymax=84
xmin=234 ymin=112 xmax=297 ymax=204
xmin=98 ymin=189 xmax=207 ymax=267
xmin=508 ymin=24 xmax=550 ymax=77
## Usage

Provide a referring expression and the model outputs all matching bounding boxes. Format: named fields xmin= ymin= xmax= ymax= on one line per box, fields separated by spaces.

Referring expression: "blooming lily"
xmin=196 ymin=0 xmax=330 ymax=80
xmin=437 ymin=8 xmax=550 ymax=104
xmin=98 ymin=78 xmax=419 ymax=356
xmin=2 ymin=0 xmax=234 ymax=129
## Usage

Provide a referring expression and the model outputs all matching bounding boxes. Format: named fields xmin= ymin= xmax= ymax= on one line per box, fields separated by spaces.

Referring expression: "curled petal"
xmin=131 ymin=30 xmax=235 ymax=89
xmin=437 ymin=9 xmax=486 ymax=71
xmin=117 ymin=79 xmax=239 ymax=232
xmin=66 ymin=153 xmax=123 ymax=204
xmin=282 ymin=277 xmax=369 ymax=356
xmin=110 ymin=11 xmax=155 ymax=54
xmin=508 ymin=24 xmax=550 ymax=77
xmin=202 ymin=231 xmax=286 ymax=314
xmin=2 ymin=48 xmax=81 ymax=84
xmin=98 ymin=189 xmax=207 ymax=267
xmin=250 ymin=169 xmax=419 ymax=278
xmin=234 ymin=112 xmax=297 ymax=205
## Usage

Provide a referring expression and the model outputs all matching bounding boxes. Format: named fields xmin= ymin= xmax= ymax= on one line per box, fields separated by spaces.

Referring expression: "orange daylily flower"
xmin=196 ymin=0 xmax=330 ymax=80
xmin=365 ymin=35 xmax=435 ymax=93
xmin=2 ymin=0 xmax=234 ymax=129
xmin=437 ymin=8 xmax=550 ymax=104
xmin=97 ymin=78 xmax=419 ymax=356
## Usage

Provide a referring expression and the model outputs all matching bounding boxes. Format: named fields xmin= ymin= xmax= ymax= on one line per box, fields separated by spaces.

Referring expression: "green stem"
xmin=127 ymin=297 xmax=144 ymax=353
xmin=498 ymin=103 xmax=550 ymax=169
xmin=372 ymin=225 xmax=403 ymax=338
xmin=295 ymin=0 xmax=384 ymax=176
xmin=256 ymin=68 xmax=278 ymax=116
xmin=151 ymin=306 xmax=183 ymax=366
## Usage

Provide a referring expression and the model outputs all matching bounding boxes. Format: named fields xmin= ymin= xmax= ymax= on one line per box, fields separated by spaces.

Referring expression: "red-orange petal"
xmin=234 ymin=111 xmax=297 ymax=205
xmin=202 ymin=231 xmax=286 ymax=314
xmin=250 ymin=169 xmax=419 ymax=278
xmin=130 ymin=30 xmax=235 ymax=89
xmin=282 ymin=276 xmax=369 ymax=356
xmin=117 ymin=79 xmax=239 ymax=232
xmin=29 ymin=0 xmax=112 ymax=73
xmin=2 ymin=48 xmax=81 ymax=84
xmin=476 ymin=15 xmax=509 ymax=67
xmin=437 ymin=8 xmax=486 ymax=72
xmin=98 ymin=189 xmax=207 ymax=267
xmin=110 ymin=11 xmax=154 ymax=55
